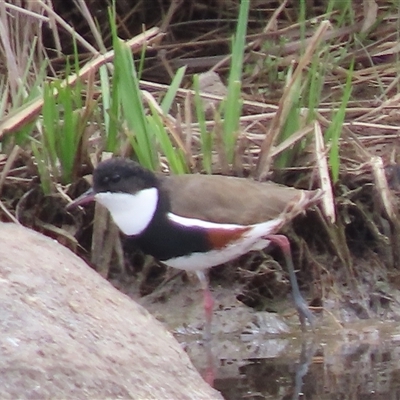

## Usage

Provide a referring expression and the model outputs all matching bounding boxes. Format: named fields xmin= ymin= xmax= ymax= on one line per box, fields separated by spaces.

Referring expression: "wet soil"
xmin=112 ymin=258 xmax=400 ymax=398
xmin=207 ymin=320 xmax=400 ymax=399
xmin=141 ymin=281 xmax=400 ymax=399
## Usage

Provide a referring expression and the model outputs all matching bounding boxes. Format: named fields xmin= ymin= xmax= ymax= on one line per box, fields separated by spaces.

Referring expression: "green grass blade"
xmin=306 ymin=51 xmax=327 ymax=122
xmin=99 ymin=64 xmax=116 ymax=151
xmin=326 ymin=59 xmax=354 ymax=182
xmin=161 ymin=66 xmax=186 ymax=114
xmin=109 ymin=6 xmax=155 ymax=168
xmin=113 ymin=36 xmax=155 ymax=169
xmin=42 ymin=82 xmax=58 ymax=171
xmin=56 ymin=80 xmax=78 ymax=182
xmin=147 ymin=105 xmax=187 ymax=174
xmin=222 ymin=0 xmax=249 ymax=162
xmin=31 ymin=141 xmax=52 ymax=195
xmin=222 ymin=80 xmax=242 ymax=161
xmin=275 ymin=106 xmax=300 ymax=169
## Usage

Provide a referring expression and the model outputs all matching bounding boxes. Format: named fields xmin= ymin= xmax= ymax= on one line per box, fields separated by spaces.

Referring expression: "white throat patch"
xmin=95 ymin=187 xmax=158 ymax=236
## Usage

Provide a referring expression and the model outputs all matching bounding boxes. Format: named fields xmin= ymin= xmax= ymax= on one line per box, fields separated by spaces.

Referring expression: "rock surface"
xmin=0 ymin=223 xmax=222 ymax=399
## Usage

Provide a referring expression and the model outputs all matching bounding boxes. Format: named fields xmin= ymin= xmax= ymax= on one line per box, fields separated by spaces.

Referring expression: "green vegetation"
xmin=2 ymin=0 xmax=392 ymax=185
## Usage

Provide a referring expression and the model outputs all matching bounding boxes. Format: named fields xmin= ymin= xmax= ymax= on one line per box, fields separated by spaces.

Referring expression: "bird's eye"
xmin=110 ymin=174 xmax=121 ymax=183
xmin=99 ymin=174 xmax=120 ymax=187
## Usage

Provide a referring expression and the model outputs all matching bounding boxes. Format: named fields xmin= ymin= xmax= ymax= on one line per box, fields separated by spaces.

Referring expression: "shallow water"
xmin=177 ymin=320 xmax=400 ymax=399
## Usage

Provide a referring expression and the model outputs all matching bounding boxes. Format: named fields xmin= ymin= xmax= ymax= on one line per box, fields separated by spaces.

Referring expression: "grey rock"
xmin=0 ymin=223 xmax=222 ymax=399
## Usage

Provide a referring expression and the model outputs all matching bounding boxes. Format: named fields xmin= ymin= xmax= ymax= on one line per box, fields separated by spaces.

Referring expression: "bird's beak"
xmin=66 ymin=188 xmax=96 ymax=210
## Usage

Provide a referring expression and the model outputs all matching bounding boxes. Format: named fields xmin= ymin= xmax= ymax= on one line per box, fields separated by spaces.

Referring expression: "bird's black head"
xmin=93 ymin=158 xmax=159 ymax=195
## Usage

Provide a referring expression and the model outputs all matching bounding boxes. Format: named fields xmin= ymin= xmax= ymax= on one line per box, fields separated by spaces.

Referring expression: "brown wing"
xmin=160 ymin=174 xmax=322 ymax=225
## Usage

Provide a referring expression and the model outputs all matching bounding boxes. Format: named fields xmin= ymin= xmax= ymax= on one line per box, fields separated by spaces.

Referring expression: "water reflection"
xmin=292 ymin=340 xmax=317 ymax=400
xmin=179 ymin=321 xmax=400 ymax=399
xmin=212 ymin=338 xmax=317 ymax=400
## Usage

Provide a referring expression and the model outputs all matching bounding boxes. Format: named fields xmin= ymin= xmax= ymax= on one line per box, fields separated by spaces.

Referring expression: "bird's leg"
xmin=267 ymin=234 xmax=315 ymax=332
xmin=196 ymin=271 xmax=214 ymax=341
xmin=202 ymin=338 xmax=216 ymax=387
xmin=195 ymin=271 xmax=217 ymax=385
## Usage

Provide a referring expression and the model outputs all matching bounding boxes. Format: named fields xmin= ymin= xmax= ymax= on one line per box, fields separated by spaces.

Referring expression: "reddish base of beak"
xmin=66 ymin=188 xmax=96 ymax=210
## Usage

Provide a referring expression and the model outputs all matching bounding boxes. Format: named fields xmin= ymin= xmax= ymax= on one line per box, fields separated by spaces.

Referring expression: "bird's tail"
xmin=246 ymin=188 xmax=323 ymax=251
xmin=279 ymin=189 xmax=324 ymax=226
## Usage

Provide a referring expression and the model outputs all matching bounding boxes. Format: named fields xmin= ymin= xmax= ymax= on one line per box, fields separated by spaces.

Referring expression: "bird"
xmin=67 ymin=157 xmax=322 ymax=338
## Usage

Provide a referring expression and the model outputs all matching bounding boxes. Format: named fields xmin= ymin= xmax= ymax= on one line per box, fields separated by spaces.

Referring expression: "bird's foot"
xmin=295 ymin=299 xmax=316 ymax=333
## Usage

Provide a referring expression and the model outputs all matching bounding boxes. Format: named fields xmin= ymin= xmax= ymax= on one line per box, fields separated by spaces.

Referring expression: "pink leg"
xmin=196 ymin=271 xmax=214 ymax=341
xmin=202 ymin=339 xmax=216 ymax=387
xmin=204 ymin=286 xmax=215 ymax=327
xmin=196 ymin=271 xmax=217 ymax=385
xmin=267 ymin=234 xmax=315 ymax=332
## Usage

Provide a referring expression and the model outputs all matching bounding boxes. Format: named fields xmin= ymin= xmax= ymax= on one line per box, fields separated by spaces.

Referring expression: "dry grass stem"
xmin=314 ymin=121 xmax=335 ymax=223
xmin=255 ymin=20 xmax=331 ymax=180
xmin=0 ymin=27 xmax=161 ymax=138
